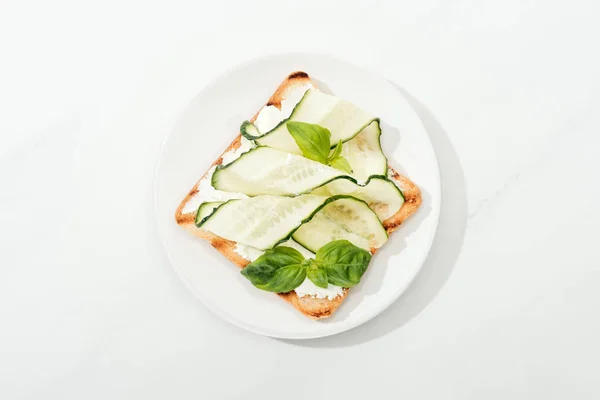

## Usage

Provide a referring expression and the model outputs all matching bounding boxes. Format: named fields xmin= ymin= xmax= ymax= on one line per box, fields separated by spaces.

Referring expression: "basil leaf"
xmin=255 ymin=264 xmax=307 ymax=293
xmin=317 ymin=240 xmax=372 ymax=269
xmin=307 ymin=266 xmax=328 ymax=289
xmin=286 ymin=122 xmax=331 ymax=164
xmin=328 ymin=139 xmax=343 ymax=162
xmin=324 ymin=260 xmax=370 ymax=287
xmin=328 ymin=156 xmax=353 ymax=174
xmin=240 ymin=261 xmax=279 ymax=286
xmin=316 ymin=240 xmax=372 ymax=287
xmin=241 ymin=246 xmax=305 ymax=286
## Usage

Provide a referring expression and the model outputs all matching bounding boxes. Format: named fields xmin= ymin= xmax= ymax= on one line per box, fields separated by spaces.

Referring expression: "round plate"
xmin=154 ymin=53 xmax=440 ymax=339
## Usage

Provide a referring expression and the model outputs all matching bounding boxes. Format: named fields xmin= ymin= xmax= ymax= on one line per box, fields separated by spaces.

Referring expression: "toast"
xmin=175 ymin=72 xmax=422 ymax=319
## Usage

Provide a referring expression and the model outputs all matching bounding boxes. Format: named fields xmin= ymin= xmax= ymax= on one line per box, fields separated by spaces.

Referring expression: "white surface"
xmin=1 ymin=0 xmax=599 ymax=398
xmin=154 ymin=53 xmax=440 ymax=338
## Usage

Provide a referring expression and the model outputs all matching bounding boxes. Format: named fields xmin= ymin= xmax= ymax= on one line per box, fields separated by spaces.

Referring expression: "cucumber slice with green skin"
xmin=341 ymin=120 xmax=387 ymax=182
xmin=292 ymin=197 xmax=388 ymax=253
xmin=199 ymin=194 xmax=328 ymax=250
xmin=198 ymin=194 xmax=385 ymax=251
xmin=206 ymin=175 xmax=403 ymax=223
xmin=212 ymin=146 xmax=404 ymax=221
xmin=241 ymin=90 xmax=377 ymax=154
xmin=212 ymin=146 xmax=343 ymax=196
xmin=312 ymin=175 xmax=404 ymax=221
xmin=195 ymin=202 xmax=223 ymax=225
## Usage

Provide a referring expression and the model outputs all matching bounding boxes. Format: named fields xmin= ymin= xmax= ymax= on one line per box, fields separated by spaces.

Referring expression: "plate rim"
xmin=153 ymin=52 xmax=442 ymax=339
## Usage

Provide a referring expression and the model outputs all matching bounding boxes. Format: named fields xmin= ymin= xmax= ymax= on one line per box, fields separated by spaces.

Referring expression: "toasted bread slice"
xmin=174 ymin=72 xmax=422 ymax=319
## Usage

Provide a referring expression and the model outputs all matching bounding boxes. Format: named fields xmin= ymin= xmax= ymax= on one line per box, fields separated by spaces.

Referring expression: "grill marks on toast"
xmin=383 ymin=173 xmax=422 ymax=233
xmin=288 ymin=71 xmax=310 ymax=80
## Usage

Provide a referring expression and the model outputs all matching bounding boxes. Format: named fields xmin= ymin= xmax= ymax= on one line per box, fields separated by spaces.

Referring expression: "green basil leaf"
xmin=307 ymin=266 xmax=328 ymax=289
xmin=316 ymin=240 xmax=372 ymax=287
xmin=255 ymin=264 xmax=307 ymax=293
xmin=328 ymin=139 xmax=343 ymax=162
xmin=241 ymin=246 xmax=305 ymax=286
xmin=317 ymin=240 xmax=372 ymax=268
xmin=286 ymin=122 xmax=331 ymax=164
xmin=324 ymin=261 xmax=370 ymax=287
xmin=240 ymin=261 xmax=279 ymax=286
xmin=328 ymin=156 xmax=353 ymax=174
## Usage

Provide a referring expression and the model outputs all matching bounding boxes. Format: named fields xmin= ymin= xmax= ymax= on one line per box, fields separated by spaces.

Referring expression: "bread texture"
xmin=174 ymin=72 xmax=422 ymax=319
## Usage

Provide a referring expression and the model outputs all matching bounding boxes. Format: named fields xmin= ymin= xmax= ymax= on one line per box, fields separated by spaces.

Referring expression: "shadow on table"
xmin=279 ymin=85 xmax=467 ymax=348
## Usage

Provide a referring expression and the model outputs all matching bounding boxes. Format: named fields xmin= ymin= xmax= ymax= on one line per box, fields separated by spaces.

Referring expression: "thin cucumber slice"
xmin=198 ymin=195 xmax=385 ymax=251
xmin=311 ymin=175 xmax=404 ymax=221
xmin=241 ymin=90 xmax=376 ymax=154
xmin=293 ymin=212 xmax=371 ymax=252
xmin=292 ymin=197 xmax=388 ymax=253
xmin=195 ymin=202 xmax=223 ymax=225
xmin=199 ymin=194 xmax=328 ymax=250
xmin=212 ymin=147 xmax=343 ymax=196
xmin=341 ymin=120 xmax=387 ymax=182
xmin=212 ymin=147 xmax=404 ymax=221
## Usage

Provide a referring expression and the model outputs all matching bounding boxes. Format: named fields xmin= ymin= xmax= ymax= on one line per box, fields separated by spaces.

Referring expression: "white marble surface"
xmin=1 ymin=1 xmax=599 ymax=399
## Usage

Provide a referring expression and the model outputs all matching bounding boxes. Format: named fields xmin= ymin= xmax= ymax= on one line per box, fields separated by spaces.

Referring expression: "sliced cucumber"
xmin=199 ymin=194 xmax=328 ymax=250
xmin=212 ymin=147 xmax=343 ymax=196
xmin=311 ymin=176 xmax=404 ymax=221
xmin=195 ymin=202 xmax=223 ymax=225
xmin=241 ymin=90 xmax=376 ymax=154
xmin=198 ymin=195 xmax=385 ymax=251
xmin=211 ymin=147 xmax=404 ymax=221
xmin=292 ymin=197 xmax=388 ymax=253
xmin=341 ymin=120 xmax=387 ymax=182
xmin=293 ymin=212 xmax=371 ymax=252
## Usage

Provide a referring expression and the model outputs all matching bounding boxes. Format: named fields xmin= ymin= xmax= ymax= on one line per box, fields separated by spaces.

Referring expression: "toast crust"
xmin=174 ymin=72 xmax=422 ymax=319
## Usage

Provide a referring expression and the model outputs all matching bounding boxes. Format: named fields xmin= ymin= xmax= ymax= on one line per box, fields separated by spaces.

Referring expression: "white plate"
xmin=154 ymin=53 xmax=440 ymax=339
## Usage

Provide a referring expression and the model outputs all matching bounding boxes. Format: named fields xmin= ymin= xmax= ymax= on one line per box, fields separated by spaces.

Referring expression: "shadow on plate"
xmin=278 ymin=85 xmax=467 ymax=348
